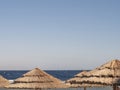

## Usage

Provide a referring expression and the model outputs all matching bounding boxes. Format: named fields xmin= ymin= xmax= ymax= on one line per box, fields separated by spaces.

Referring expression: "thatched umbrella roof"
xmin=96 ymin=59 xmax=120 ymax=69
xmin=0 ymin=75 xmax=9 ymax=87
xmin=6 ymin=68 xmax=68 ymax=89
xmin=66 ymin=59 xmax=120 ymax=88
xmin=75 ymin=71 xmax=88 ymax=77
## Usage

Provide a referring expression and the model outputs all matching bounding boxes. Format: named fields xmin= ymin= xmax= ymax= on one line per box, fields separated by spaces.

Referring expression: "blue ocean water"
xmin=0 ymin=70 xmax=81 ymax=80
xmin=0 ymin=70 xmax=113 ymax=90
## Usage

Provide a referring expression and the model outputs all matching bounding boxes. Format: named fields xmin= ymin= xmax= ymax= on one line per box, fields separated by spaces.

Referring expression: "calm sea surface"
xmin=0 ymin=70 xmax=112 ymax=90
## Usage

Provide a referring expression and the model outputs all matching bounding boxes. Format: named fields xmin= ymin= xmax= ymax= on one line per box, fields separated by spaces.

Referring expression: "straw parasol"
xmin=0 ymin=75 xmax=9 ymax=87
xmin=66 ymin=59 xmax=120 ymax=90
xmin=6 ymin=68 xmax=68 ymax=89
xmin=75 ymin=71 xmax=88 ymax=77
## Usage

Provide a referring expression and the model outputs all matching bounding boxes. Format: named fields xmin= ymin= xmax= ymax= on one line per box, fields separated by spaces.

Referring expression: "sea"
xmin=0 ymin=70 xmax=112 ymax=90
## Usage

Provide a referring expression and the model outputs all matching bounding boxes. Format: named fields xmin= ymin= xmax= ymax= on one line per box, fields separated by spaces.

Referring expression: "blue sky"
xmin=0 ymin=0 xmax=120 ymax=70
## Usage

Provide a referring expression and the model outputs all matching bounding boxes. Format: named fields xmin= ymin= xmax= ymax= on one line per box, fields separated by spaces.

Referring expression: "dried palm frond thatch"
xmin=66 ymin=59 xmax=120 ymax=88
xmin=0 ymin=75 xmax=9 ymax=87
xmin=6 ymin=68 xmax=68 ymax=89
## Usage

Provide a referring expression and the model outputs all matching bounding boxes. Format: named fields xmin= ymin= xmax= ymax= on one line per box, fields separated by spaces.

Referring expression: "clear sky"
xmin=0 ymin=0 xmax=120 ymax=70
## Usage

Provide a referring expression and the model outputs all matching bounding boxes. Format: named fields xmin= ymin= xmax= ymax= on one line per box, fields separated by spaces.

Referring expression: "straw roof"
xmin=96 ymin=59 xmax=120 ymax=69
xmin=6 ymin=68 xmax=68 ymax=89
xmin=66 ymin=59 xmax=120 ymax=87
xmin=67 ymin=83 xmax=108 ymax=88
xmin=0 ymin=75 xmax=9 ymax=87
xmin=75 ymin=71 xmax=88 ymax=77
xmin=68 ymin=77 xmax=120 ymax=84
